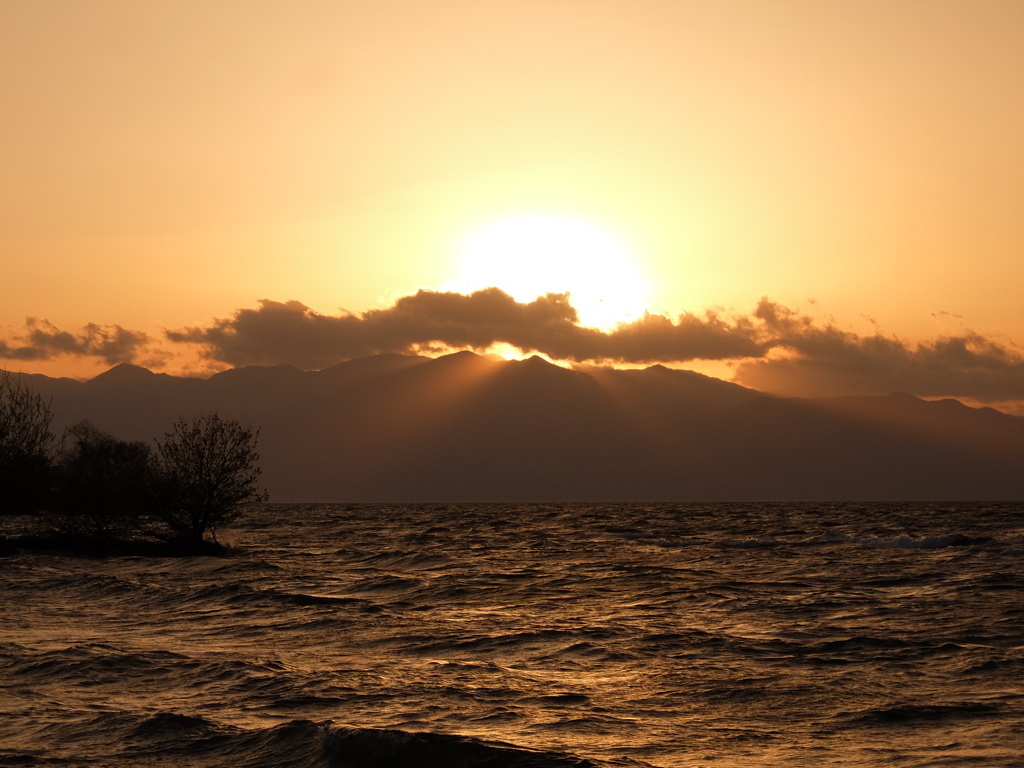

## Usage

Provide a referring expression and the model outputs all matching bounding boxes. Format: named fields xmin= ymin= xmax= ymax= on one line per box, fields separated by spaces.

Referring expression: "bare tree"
xmin=0 ymin=371 xmax=56 ymax=513
xmin=154 ymin=413 xmax=268 ymax=544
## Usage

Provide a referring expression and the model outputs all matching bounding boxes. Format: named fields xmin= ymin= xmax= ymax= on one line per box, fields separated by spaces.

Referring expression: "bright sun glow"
xmin=450 ymin=213 xmax=648 ymax=329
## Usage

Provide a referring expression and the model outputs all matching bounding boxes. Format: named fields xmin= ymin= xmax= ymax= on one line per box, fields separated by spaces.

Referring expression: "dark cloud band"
xmin=0 ymin=319 xmax=154 ymax=366
xmin=165 ymin=289 xmax=767 ymax=369
xmin=166 ymin=289 xmax=1023 ymax=403
xmin=2 ymin=289 xmax=1021 ymax=404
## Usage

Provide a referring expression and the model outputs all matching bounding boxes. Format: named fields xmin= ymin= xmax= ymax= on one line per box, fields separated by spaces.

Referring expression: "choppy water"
xmin=1 ymin=502 xmax=1022 ymax=767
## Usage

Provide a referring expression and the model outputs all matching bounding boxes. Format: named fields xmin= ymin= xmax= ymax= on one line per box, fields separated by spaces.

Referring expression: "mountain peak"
xmin=88 ymin=363 xmax=157 ymax=384
xmin=518 ymin=355 xmax=554 ymax=367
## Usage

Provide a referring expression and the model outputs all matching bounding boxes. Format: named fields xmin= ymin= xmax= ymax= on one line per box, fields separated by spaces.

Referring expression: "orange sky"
xmin=1 ymin=1 xmax=1022 ymax=408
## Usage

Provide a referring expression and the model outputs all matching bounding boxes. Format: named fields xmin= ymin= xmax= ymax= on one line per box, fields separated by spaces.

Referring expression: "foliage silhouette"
xmin=50 ymin=421 xmax=157 ymax=542
xmin=0 ymin=371 xmax=56 ymax=514
xmin=154 ymin=413 xmax=268 ymax=545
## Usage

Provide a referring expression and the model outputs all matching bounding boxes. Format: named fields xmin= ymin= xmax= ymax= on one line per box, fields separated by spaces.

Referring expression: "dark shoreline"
xmin=0 ymin=532 xmax=230 ymax=558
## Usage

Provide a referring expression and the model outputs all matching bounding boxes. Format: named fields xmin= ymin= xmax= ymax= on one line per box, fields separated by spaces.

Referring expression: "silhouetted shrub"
xmin=154 ymin=413 xmax=268 ymax=545
xmin=49 ymin=421 xmax=157 ymax=542
xmin=0 ymin=371 xmax=56 ymax=514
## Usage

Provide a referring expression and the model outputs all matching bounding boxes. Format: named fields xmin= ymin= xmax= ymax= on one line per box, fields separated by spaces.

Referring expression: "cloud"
xmin=5 ymin=291 xmax=1019 ymax=404
xmin=167 ymin=289 xmax=1024 ymax=404
xmin=168 ymin=290 xmax=581 ymax=369
xmin=167 ymin=288 xmax=766 ymax=370
xmin=0 ymin=318 xmax=158 ymax=366
xmin=734 ymin=300 xmax=1024 ymax=402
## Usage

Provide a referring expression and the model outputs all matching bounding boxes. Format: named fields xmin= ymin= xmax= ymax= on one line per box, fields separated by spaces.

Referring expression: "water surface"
xmin=2 ymin=502 xmax=1021 ymax=766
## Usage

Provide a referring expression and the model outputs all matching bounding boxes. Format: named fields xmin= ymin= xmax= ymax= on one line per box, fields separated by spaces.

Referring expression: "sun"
xmin=449 ymin=213 xmax=648 ymax=329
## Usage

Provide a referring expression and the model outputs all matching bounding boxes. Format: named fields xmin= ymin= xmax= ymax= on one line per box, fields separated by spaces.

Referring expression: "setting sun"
xmin=450 ymin=213 xmax=648 ymax=329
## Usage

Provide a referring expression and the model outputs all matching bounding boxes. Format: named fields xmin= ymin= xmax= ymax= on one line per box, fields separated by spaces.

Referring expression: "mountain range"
xmin=20 ymin=352 xmax=1024 ymax=501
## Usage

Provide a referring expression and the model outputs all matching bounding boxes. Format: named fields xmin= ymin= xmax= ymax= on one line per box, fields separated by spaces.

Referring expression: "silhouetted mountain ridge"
xmin=86 ymin=362 xmax=169 ymax=384
xmin=23 ymin=353 xmax=1023 ymax=501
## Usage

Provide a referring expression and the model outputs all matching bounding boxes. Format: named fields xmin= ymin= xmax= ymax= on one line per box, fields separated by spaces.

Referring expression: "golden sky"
xmin=1 ymin=1 xmax=1022 ymax=408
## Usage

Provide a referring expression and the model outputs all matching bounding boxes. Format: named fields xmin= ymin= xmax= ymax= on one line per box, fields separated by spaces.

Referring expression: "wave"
xmin=324 ymin=724 xmax=605 ymax=767
xmin=177 ymin=582 xmax=378 ymax=613
xmin=3 ymin=709 xmax=612 ymax=767
xmin=847 ymin=701 xmax=1002 ymax=725
xmin=3 ymin=643 xmax=197 ymax=687
xmin=712 ymin=530 xmax=994 ymax=550
xmin=95 ymin=715 xmax=611 ymax=768
xmin=716 ymin=537 xmax=786 ymax=549
xmin=621 ymin=529 xmax=993 ymax=551
xmin=809 ymin=531 xmax=993 ymax=549
xmin=408 ymin=628 xmax=620 ymax=658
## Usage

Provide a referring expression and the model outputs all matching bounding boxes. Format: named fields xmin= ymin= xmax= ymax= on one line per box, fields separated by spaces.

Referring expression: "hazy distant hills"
xmin=22 ymin=352 xmax=1024 ymax=501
